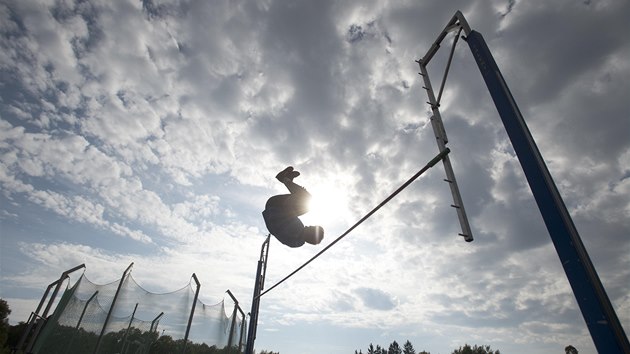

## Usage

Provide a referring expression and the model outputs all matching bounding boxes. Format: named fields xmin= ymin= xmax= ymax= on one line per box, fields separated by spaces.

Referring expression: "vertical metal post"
xmin=76 ymin=291 xmax=99 ymax=331
xmin=226 ymin=290 xmax=245 ymax=353
xmin=149 ymin=312 xmax=164 ymax=352
xmin=464 ymin=28 xmax=630 ymax=354
xmin=245 ymin=263 xmax=263 ymax=354
xmin=183 ymin=273 xmax=200 ymax=354
xmin=64 ymin=290 xmax=99 ymax=354
xmin=24 ymin=263 xmax=86 ymax=353
xmin=245 ymin=235 xmax=271 ymax=354
xmin=35 ymin=281 xmax=57 ymax=315
xmin=94 ymin=262 xmax=134 ymax=354
xmin=150 ymin=312 xmax=164 ymax=333
xmin=227 ymin=302 xmax=237 ymax=351
xmin=41 ymin=264 xmax=86 ymax=318
xmin=120 ymin=302 xmax=139 ymax=353
xmin=238 ymin=313 xmax=246 ymax=353
xmin=16 ymin=279 xmax=58 ymax=352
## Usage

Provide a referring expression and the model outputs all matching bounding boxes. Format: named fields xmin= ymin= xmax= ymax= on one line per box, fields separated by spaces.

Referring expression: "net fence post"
xmin=148 ymin=312 xmax=164 ymax=351
xmin=16 ymin=279 xmax=58 ymax=352
xmin=64 ymin=290 xmax=98 ymax=354
xmin=120 ymin=302 xmax=139 ymax=353
xmin=228 ymin=305 xmax=237 ymax=350
xmin=94 ymin=262 xmax=133 ymax=354
xmin=150 ymin=312 xmax=164 ymax=333
xmin=238 ymin=311 xmax=246 ymax=353
xmin=183 ymin=273 xmax=200 ymax=354
xmin=226 ymin=289 xmax=245 ymax=353
xmin=21 ymin=263 xmax=85 ymax=353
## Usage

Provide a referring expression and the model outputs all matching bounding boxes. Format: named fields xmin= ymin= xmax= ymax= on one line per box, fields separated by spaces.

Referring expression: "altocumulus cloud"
xmin=356 ymin=287 xmax=397 ymax=311
xmin=0 ymin=1 xmax=629 ymax=354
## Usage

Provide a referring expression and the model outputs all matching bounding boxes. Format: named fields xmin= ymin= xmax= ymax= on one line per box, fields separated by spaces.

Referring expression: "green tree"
xmin=565 ymin=345 xmax=578 ymax=354
xmin=402 ymin=340 xmax=416 ymax=354
xmin=451 ymin=344 xmax=499 ymax=354
xmin=367 ymin=343 xmax=376 ymax=354
xmin=389 ymin=340 xmax=402 ymax=354
xmin=6 ymin=321 xmax=28 ymax=351
xmin=0 ymin=299 xmax=11 ymax=354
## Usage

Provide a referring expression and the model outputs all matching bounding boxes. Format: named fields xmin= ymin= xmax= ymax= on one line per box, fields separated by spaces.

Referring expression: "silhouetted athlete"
xmin=263 ymin=167 xmax=324 ymax=248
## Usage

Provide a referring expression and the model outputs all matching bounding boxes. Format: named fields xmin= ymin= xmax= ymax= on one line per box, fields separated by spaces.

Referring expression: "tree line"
xmin=0 ymin=299 xmax=579 ymax=354
xmin=354 ymin=339 xmax=500 ymax=354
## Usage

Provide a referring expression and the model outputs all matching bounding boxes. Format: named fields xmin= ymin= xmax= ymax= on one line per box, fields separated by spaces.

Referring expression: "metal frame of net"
xmin=24 ymin=264 xmax=246 ymax=354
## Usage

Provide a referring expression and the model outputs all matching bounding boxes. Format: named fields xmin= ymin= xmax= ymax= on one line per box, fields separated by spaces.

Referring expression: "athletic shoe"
xmin=276 ymin=166 xmax=294 ymax=182
xmin=287 ymin=170 xmax=300 ymax=180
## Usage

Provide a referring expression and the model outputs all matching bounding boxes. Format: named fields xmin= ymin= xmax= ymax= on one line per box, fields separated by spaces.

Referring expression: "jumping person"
xmin=263 ymin=167 xmax=324 ymax=248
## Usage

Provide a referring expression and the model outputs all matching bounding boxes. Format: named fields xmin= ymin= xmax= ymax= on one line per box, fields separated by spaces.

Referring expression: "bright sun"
xmin=300 ymin=180 xmax=351 ymax=228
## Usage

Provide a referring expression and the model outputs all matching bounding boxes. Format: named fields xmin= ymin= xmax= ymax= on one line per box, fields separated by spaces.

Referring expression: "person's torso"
xmin=262 ymin=208 xmax=305 ymax=247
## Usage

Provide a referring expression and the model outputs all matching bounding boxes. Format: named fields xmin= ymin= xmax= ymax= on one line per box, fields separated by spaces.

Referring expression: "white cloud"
xmin=1 ymin=0 xmax=628 ymax=353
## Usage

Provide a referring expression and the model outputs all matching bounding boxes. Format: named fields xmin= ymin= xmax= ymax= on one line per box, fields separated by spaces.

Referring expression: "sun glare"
xmin=300 ymin=180 xmax=352 ymax=228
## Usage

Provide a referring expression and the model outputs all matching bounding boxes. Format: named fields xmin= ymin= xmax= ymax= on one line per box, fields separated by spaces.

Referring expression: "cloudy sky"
xmin=1 ymin=0 xmax=629 ymax=353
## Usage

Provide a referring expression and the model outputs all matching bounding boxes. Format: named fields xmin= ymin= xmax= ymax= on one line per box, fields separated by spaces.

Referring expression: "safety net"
xmin=31 ymin=272 xmax=246 ymax=353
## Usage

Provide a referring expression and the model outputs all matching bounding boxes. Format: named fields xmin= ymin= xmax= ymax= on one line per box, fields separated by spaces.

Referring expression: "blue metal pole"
xmin=465 ymin=30 xmax=629 ymax=353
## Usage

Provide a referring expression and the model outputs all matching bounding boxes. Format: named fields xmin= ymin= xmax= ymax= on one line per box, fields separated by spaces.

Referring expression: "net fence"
xmin=31 ymin=272 xmax=246 ymax=353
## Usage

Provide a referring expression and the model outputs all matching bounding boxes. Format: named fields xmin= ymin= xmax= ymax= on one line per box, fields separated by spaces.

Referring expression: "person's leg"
xmin=266 ymin=192 xmax=308 ymax=217
xmin=282 ymin=180 xmax=311 ymax=216
xmin=274 ymin=166 xmax=311 ymax=215
xmin=265 ymin=194 xmax=292 ymax=210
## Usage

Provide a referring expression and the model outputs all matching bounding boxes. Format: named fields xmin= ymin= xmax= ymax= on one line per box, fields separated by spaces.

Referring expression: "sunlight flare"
xmin=300 ymin=179 xmax=352 ymax=228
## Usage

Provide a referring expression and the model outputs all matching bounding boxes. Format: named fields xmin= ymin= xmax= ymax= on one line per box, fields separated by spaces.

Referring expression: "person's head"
xmin=303 ymin=225 xmax=324 ymax=245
